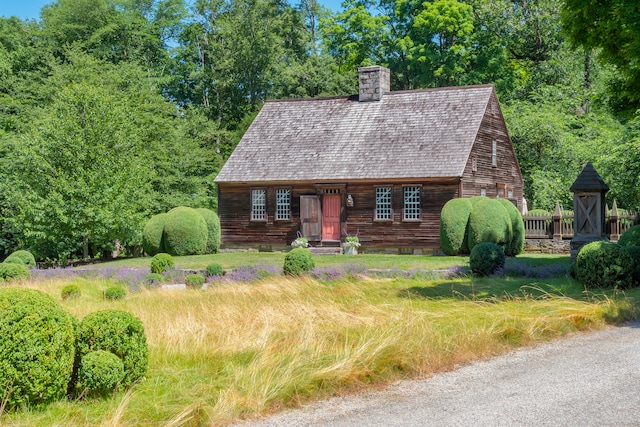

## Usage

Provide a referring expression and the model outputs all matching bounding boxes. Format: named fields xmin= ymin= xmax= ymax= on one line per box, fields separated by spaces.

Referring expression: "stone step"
xmin=308 ymin=246 xmax=343 ymax=255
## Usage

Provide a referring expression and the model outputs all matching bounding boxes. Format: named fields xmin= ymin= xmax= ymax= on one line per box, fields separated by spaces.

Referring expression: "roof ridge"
xmin=266 ymin=84 xmax=495 ymax=104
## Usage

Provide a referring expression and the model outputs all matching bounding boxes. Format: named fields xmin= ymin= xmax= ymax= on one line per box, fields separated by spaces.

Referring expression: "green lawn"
xmin=2 ymin=253 xmax=637 ymax=426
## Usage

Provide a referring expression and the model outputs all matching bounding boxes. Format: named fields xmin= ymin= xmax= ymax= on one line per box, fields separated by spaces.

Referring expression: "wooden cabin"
xmin=214 ymin=66 xmax=523 ymax=253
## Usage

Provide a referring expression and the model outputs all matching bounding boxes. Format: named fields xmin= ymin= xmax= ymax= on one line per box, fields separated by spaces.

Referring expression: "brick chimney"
xmin=358 ymin=65 xmax=390 ymax=102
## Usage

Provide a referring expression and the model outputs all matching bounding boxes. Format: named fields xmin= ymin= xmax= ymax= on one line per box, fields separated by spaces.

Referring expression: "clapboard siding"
xmin=218 ymin=181 xmax=459 ymax=249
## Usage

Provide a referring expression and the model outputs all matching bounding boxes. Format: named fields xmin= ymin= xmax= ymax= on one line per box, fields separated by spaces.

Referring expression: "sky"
xmin=0 ymin=0 xmax=342 ymax=21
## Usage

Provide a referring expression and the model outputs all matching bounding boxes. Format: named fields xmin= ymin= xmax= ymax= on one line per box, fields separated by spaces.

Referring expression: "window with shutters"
xmin=375 ymin=186 xmax=392 ymax=221
xmin=403 ymin=186 xmax=421 ymax=221
xmin=275 ymin=188 xmax=291 ymax=221
xmin=251 ymin=188 xmax=266 ymax=221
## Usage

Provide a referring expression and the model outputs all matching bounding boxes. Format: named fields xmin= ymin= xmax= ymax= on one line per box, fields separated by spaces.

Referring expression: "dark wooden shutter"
xmin=300 ymin=195 xmax=321 ymax=240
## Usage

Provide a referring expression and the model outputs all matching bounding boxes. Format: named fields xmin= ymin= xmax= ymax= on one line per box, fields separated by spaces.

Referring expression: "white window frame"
xmin=403 ymin=185 xmax=421 ymax=221
xmin=275 ymin=188 xmax=291 ymax=221
xmin=251 ymin=188 xmax=266 ymax=221
xmin=375 ymin=186 xmax=393 ymax=221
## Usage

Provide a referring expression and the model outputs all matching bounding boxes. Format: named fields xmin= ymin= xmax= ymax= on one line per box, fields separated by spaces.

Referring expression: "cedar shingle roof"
xmin=215 ymin=85 xmax=495 ymax=183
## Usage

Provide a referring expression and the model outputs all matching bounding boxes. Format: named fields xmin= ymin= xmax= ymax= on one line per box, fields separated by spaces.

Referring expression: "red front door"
xmin=322 ymin=195 xmax=341 ymax=241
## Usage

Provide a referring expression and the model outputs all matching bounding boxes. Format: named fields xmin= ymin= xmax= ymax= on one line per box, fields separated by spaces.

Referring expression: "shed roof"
xmin=215 ymin=84 xmax=495 ymax=183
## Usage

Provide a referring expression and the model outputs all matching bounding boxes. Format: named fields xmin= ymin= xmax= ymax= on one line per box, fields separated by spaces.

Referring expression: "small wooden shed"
xmin=214 ymin=66 xmax=523 ymax=252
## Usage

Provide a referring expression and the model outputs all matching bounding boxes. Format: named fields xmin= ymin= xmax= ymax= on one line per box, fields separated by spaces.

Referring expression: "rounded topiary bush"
xmin=0 ymin=262 xmax=30 ymax=282
xmin=196 ymin=208 xmax=221 ymax=254
xmin=142 ymin=213 xmax=168 ymax=256
xmin=575 ymin=241 xmax=634 ymax=289
xmin=618 ymin=225 xmax=640 ymax=247
xmin=105 ymin=285 xmax=126 ymax=300
xmin=76 ymin=310 xmax=148 ymax=388
xmin=283 ymin=248 xmax=315 ymax=276
xmin=623 ymin=245 xmax=640 ymax=267
xmin=206 ymin=262 xmax=224 ymax=277
xmin=4 ymin=250 xmax=36 ymax=268
xmin=150 ymin=253 xmax=174 ymax=274
xmin=61 ymin=284 xmax=81 ymax=300
xmin=145 ymin=273 xmax=162 ymax=286
xmin=77 ymin=350 xmax=125 ymax=398
xmin=163 ymin=207 xmax=208 ymax=256
xmin=439 ymin=198 xmax=472 ymax=255
xmin=185 ymin=273 xmax=205 ymax=288
xmin=469 ymin=242 xmax=506 ymax=276
xmin=467 ymin=198 xmax=512 ymax=253
xmin=496 ymin=198 xmax=525 ymax=256
xmin=0 ymin=288 xmax=76 ymax=410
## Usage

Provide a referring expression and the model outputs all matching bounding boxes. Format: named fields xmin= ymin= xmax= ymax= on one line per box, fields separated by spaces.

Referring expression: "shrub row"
xmin=440 ymin=197 xmax=524 ymax=256
xmin=0 ymin=249 xmax=35 ymax=282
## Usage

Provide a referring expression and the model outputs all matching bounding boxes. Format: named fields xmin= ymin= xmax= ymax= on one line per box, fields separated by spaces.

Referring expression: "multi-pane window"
xmin=375 ymin=187 xmax=392 ymax=220
xmin=275 ymin=188 xmax=291 ymax=220
xmin=403 ymin=186 xmax=421 ymax=220
xmin=251 ymin=189 xmax=266 ymax=220
xmin=492 ymin=140 xmax=497 ymax=167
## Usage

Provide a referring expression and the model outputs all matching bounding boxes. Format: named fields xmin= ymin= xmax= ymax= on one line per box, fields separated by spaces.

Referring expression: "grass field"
xmin=2 ymin=253 xmax=639 ymax=426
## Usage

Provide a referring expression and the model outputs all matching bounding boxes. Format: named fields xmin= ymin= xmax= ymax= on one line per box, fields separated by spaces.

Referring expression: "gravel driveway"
xmin=238 ymin=321 xmax=640 ymax=426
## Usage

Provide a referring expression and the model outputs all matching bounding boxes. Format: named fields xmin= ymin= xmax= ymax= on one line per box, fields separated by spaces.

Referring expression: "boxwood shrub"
xmin=105 ymin=285 xmax=126 ymax=300
xmin=61 ymin=284 xmax=81 ymax=300
xmin=77 ymin=350 xmax=125 ymax=398
xmin=206 ymin=262 xmax=224 ymax=277
xmin=163 ymin=207 xmax=208 ymax=256
xmin=467 ymin=198 xmax=512 ymax=253
xmin=283 ymin=248 xmax=315 ymax=276
xmin=0 ymin=263 xmax=30 ymax=282
xmin=496 ymin=198 xmax=525 ymax=256
xmin=0 ymin=288 xmax=76 ymax=410
xmin=150 ymin=253 xmax=174 ymax=274
xmin=185 ymin=273 xmax=205 ymax=288
xmin=145 ymin=273 xmax=163 ymax=286
xmin=439 ymin=198 xmax=472 ymax=255
xmin=76 ymin=310 xmax=148 ymax=387
xmin=575 ymin=241 xmax=633 ymax=289
xmin=3 ymin=250 xmax=36 ymax=268
xmin=469 ymin=242 xmax=505 ymax=276
xmin=142 ymin=213 xmax=168 ymax=256
xmin=196 ymin=208 xmax=221 ymax=254
xmin=618 ymin=225 xmax=640 ymax=247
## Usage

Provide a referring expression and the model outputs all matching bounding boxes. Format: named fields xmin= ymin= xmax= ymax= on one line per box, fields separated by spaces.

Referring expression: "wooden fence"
xmin=523 ymin=209 xmax=639 ymax=240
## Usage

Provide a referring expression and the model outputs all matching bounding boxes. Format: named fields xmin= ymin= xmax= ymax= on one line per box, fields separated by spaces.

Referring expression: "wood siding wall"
xmin=460 ymin=92 xmax=524 ymax=210
xmin=218 ymin=181 xmax=459 ymax=250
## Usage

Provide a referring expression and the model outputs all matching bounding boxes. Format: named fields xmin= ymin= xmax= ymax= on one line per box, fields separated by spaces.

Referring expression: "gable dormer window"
xmin=492 ymin=140 xmax=497 ymax=167
xmin=251 ymin=188 xmax=266 ymax=221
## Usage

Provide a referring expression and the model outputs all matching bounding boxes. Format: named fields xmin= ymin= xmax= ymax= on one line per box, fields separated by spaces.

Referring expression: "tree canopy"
xmin=0 ymin=0 xmax=639 ymax=260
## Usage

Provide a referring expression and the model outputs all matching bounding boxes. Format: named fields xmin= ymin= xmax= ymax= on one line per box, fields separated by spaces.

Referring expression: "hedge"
xmin=439 ymin=198 xmax=472 ymax=255
xmin=467 ymin=197 xmax=512 ymax=253
xmin=142 ymin=213 xmax=168 ymax=256
xmin=163 ymin=207 xmax=208 ymax=256
xmin=195 ymin=208 xmax=221 ymax=254
xmin=496 ymin=198 xmax=525 ymax=256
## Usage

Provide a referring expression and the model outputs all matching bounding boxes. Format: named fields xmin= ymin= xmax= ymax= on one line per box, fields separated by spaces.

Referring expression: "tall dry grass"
xmin=2 ymin=273 xmax=635 ymax=426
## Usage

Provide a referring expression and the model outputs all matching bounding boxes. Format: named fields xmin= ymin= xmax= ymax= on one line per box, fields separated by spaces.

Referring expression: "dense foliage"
xmin=0 ymin=262 xmax=30 ymax=282
xmin=496 ymin=199 xmax=525 ymax=256
xmin=185 ymin=273 xmax=205 ymax=288
xmin=142 ymin=213 xmax=168 ymax=257
xmin=1 ymin=0 xmax=640 ymax=261
xmin=575 ymin=241 xmax=634 ymax=289
xmin=439 ymin=198 xmax=472 ymax=255
xmin=283 ymin=248 xmax=315 ymax=276
xmin=61 ymin=284 xmax=81 ymax=300
xmin=195 ymin=208 xmax=221 ymax=254
xmin=162 ymin=207 xmax=208 ymax=256
xmin=104 ymin=285 xmax=126 ymax=300
xmin=3 ymin=250 xmax=36 ymax=268
xmin=618 ymin=225 xmax=640 ymax=247
xmin=206 ymin=262 xmax=224 ymax=277
xmin=150 ymin=253 xmax=175 ymax=275
xmin=0 ymin=288 xmax=76 ymax=410
xmin=467 ymin=198 xmax=512 ymax=253
xmin=469 ymin=242 xmax=505 ymax=276
xmin=77 ymin=350 xmax=125 ymax=398
xmin=75 ymin=310 xmax=148 ymax=387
